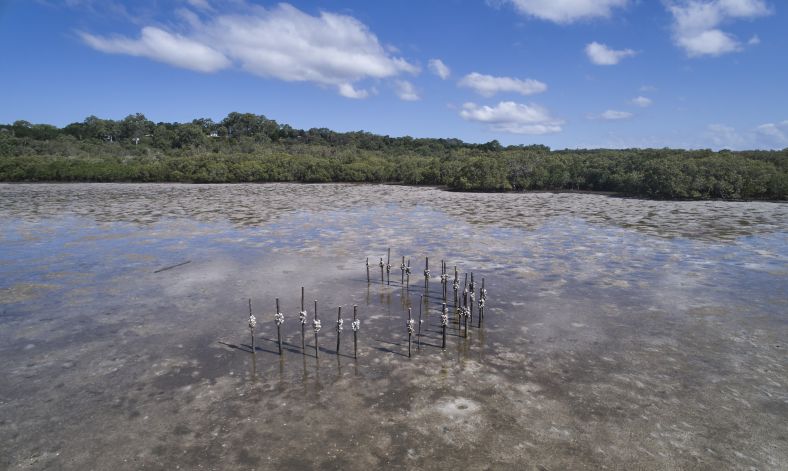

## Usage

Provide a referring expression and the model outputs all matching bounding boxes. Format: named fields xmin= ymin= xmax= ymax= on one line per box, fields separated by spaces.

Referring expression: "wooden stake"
xmin=275 ymin=298 xmax=283 ymax=355
xmin=314 ymin=300 xmax=320 ymax=358
xmin=300 ymin=287 xmax=306 ymax=352
xmin=366 ymin=257 xmax=370 ymax=283
xmin=248 ymin=298 xmax=256 ymax=356
xmin=478 ymin=292 xmax=484 ymax=329
xmin=379 ymin=257 xmax=384 ymax=284
xmin=401 ymin=256 xmax=405 ymax=285
xmin=441 ymin=302 xmax=448 ymax=349
xmin=479 ymin=277 xmax=486 ymax=328
xmin=424 ymin=256 xmax=430 ymax=291
xmin=463 ymin=290 xmax=468 ymax=338
xmin=406 ymin=258 xmax=410 ymax=290
xmin=442 ymin=260 xmax=447 ymax=301
xmin=407 ymin=307 xmax=413 ymax=358
xmin=469 ymin=288 xmax=474 ymax=326
xmin=445 ymin=261 xmax=449 ymax=300
xmin=453 ymin=266 xmax=460 ymax=323
xmin=352 ymin=305 xmax=359 ymax=359
xmin=336 ymin=306 xmax=342 ymax=354
xmin=386 ymin=248 xmax=391 ymax=286
xmin=470 ymin=273 xmax=476 ymax=326
xmin=470 ymin=273 xmax=475 ymax=326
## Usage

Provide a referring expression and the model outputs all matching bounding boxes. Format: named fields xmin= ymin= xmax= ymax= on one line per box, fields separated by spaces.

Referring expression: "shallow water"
xmin=0 ymin=183 xmax=786 ymax=470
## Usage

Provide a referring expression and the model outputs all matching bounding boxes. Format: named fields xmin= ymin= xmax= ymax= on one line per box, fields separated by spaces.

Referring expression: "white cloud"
xmin=705 ymin=123 xmax=747 ymax=147
xmin=667 ymin=0 xmax=772 ymax=57
xmin=79 ymin=3 xmax=418 ymax=98
xmin=717 ymin=0 xmax=771 ymax=16
xmin=748 ymin=34 xmax=761 ymax=45
xmin=458 ymin=72 xmax=547 ymax=97
xmin=676 ymin=29 xmax=741 ymax=56
xmin=597 ymin=110 xmax=634 ymax=120
xmin=631 ymin=96 xmax=653 ymax=107
xmin=338 ymin=83 xmax=369 ymax=99
xmin=428 ymin=59 xmax=451 ymax=79
xmin=395 ymin=80 xmax=420 ymax=101
xmin=459 ymin=101 xmax=564 ymax=134
xmin=504 ymin=0 xmax=628 ymax=24
xmin=585 ymin=42 xmax=637 ymax=65
xmin=755 ymin=120 xmax=788 ymax=144
xmin=79 ymin=27 xmax=231 ymax=73
xmin=703 ymin=120 xmax=788 ymax=149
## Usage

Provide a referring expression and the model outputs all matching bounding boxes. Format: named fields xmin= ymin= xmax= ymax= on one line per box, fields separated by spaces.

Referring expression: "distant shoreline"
xmin=3 ymin=181 xmax=786 ymax=203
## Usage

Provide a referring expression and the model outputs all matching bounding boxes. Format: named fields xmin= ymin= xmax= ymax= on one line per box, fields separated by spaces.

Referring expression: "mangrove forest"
xmin=1 ymin=113 xmax=785 ymax=200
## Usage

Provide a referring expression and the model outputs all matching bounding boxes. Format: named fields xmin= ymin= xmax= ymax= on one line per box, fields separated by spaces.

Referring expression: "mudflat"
xmin=1 ymin=183 xmax=786 ymax=470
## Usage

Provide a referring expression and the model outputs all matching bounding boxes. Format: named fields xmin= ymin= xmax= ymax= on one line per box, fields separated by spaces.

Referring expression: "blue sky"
xmin=1 ymin=0 xmax=786 ymax=149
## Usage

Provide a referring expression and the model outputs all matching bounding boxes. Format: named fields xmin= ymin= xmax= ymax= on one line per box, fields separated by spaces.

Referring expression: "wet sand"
xmin=0 ymin=183 xmax=786 ymax=470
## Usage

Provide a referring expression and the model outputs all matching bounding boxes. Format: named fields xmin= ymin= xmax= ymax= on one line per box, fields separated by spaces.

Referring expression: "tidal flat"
xmin=0 ymin=183 xmax=786 ymax=470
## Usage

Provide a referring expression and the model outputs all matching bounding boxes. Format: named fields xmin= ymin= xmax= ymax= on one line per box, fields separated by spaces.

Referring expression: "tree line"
xmin=1 ymin=113 xmax=785 ymax=200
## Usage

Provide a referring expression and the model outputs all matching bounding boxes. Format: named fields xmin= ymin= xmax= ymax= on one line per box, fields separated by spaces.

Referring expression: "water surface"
xmin=0 ymin=183 xmax=786 ymax=470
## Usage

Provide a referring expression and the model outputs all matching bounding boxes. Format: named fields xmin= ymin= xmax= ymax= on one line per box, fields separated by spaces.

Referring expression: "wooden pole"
xmin=479 ymin=278 xmax=486 ymax=328
xmin=442 ymin=260 xmax=447 ymax=301
xmin=406 ymin=258 xmax=410 ymax=290
xmin=314 ymin=300 xmax=320 ymax=358
xmin=379 ymin=257 xmax=384 ymax=284
xmin=470 ymin=273 xmax=475 ymax=325
xmin=386 ymin=248 xmax=391 ymax=285
xmin=352 ymin=305 xmax=359 ymax=359
xmin=469 ymin=285 xmax=474 ymax=326
xmin=463 ymin=289 xmax=468 ymax=338
xmin=453 ymin=266 xmax=459 ymax=315
xmin=407 ymin=307 xmax=413 ymax=358
xmin=463 ymin=274 xmax=468 ymax=327
xmin=249 ymin=298 xmax=256 ymax=355
xmin=401 ymin=256 xmax=405 ymax=286
xmin=336 ymin=306 xmax=343 ymax=354
xmin=424 ymin=257 xmax=430 ymax=290
xmin=441 ymin=302 xmax=447 ymax=349
xmin=300 ymin=287 xmax=306 ymax=352
xmin=366 ymin=257 xmax=369 ymax=283
xmin=275 ymin=298 xmax=283 ymax=355
xmin=439 ymin=260 xmax=443 ymax=299
xmin=478 ymin=290 xmax=484 ymax=328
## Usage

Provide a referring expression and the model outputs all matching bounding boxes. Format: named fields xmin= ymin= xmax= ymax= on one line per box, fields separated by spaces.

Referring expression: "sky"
xmin=1 ymin=0 xmax=786 ymax=150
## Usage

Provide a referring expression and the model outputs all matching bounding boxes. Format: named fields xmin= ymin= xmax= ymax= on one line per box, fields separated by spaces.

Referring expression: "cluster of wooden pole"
xmin=448 ymin=271 xmax=488 ymax=339
xmin=365 ymin=253 xmax=490 ymax=357
xmin=412 ymin=264 xmax=489 ymax=353
xmin=241 ymin=257 xmax=490 ymax=366
xmin=367 ymin=248 xmax=416 ymax=290
xmin=245 ymin=286 xmax=361 ymax=361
